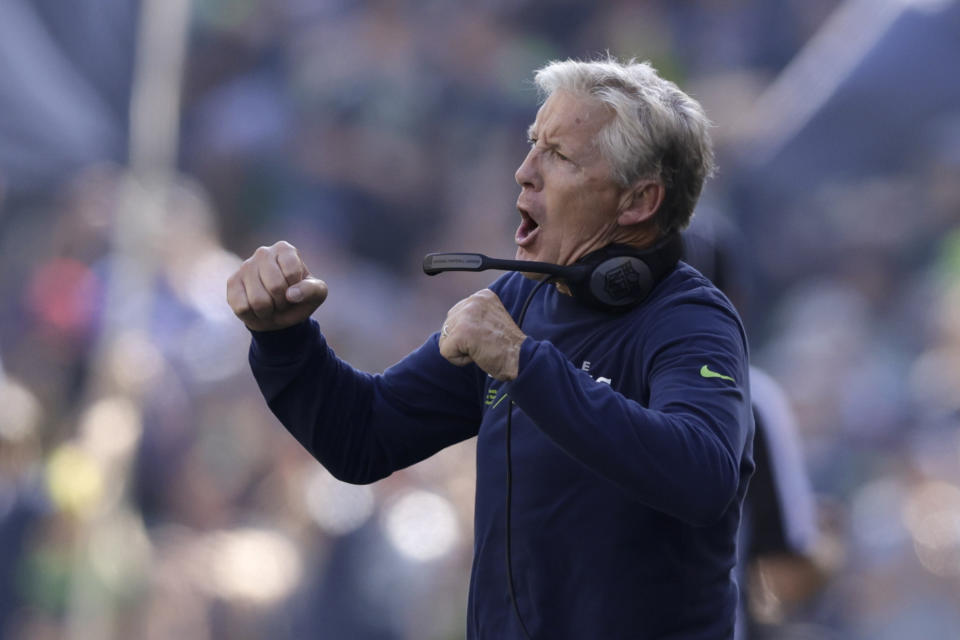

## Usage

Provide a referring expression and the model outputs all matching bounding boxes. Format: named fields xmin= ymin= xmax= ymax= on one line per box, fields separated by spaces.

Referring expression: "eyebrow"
xmin=527 ymin=124 xmax=562 ymax=149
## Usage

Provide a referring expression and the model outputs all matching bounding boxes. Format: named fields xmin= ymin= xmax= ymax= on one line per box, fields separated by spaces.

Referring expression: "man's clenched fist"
xmin=438 ymin=289 xmax=527 ymax=381
xmin=226 ymin=240 xmax=328 ymax=332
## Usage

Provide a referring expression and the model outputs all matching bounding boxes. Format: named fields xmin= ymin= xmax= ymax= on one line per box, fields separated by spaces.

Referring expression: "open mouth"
xmin=515 ymin=207 xmax=540 ymax=247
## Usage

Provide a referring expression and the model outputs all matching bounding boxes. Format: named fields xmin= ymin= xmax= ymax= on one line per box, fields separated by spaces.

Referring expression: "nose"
xmin=514 ymin=147 xmax=541 ymax=191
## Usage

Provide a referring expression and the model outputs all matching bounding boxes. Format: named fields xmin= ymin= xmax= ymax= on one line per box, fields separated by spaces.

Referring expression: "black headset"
xmin=422 ymin=231 xmax=682 ymax=312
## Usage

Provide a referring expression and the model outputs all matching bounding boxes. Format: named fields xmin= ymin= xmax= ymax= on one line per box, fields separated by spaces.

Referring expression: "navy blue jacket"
xmin=250 ymin=263 xmax=754 ymax=639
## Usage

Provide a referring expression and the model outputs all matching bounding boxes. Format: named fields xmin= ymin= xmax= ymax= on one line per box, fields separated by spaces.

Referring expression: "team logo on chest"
xmin=580 ymin=360 xmax=613 ymax=386
xmin=485 ymin=359 xmax=614 ymax=414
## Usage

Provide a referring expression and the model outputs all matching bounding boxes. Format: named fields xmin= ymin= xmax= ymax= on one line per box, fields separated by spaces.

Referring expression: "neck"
xmin=611 ymin=222 xmax=661 ymax=251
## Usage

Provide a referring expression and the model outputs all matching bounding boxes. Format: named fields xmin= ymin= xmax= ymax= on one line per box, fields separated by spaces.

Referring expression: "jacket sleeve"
xmin=249 ymin=319 xmax=483 ymax=484
xmin=506 ymin=301 xmax=752 ymax=526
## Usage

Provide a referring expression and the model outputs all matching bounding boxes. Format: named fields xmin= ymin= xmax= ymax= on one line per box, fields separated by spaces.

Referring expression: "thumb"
xmin=286 ymin=277 xmax=328 ymax=307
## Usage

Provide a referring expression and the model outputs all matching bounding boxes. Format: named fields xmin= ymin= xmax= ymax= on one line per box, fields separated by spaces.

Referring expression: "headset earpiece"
xmin=567 ymin=253 xmax=654 ymax=311
xmin=565 ymin=233 xmax=682 ymax=312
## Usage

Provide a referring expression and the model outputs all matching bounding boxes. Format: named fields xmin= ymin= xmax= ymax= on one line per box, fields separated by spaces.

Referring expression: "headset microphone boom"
xmin=422 ymin=231 xmax=682 ymax=312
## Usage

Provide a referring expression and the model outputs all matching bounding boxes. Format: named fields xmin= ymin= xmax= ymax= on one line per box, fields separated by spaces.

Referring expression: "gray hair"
xmin=533 ymin=57 xmax=715 ymax=233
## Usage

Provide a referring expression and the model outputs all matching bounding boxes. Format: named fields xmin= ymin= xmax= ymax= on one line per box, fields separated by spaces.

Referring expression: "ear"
xmin=616 ymin=181 xmax=664 ymax=227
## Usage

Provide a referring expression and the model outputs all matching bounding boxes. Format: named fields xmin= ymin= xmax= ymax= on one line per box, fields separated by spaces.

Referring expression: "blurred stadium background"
xmin=1 ymin=0 xmax=959 ymax=638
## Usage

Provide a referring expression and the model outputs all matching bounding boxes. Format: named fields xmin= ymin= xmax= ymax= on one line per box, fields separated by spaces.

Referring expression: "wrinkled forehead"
xmin=529 ymin=90 xmax=613 ymax=142
xmin=528 ymin=90 xmax=614 ymax=163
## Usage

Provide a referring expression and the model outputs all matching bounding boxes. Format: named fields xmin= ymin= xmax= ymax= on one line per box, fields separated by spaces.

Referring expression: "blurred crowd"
xmin=1 ymin=0 xmax=959 ymax=639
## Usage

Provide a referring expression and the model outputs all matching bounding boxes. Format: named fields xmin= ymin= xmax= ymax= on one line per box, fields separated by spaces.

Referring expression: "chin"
xmin=516 ymin=246 xmax=545 ymax=263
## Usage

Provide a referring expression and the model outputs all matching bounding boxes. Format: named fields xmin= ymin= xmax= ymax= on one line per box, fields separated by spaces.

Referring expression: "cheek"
xmin=553 ymin=183 xmax=613 ymax=233
xmin=544 ymin=174 xmax=587 ymax=218
xmin=542 ymin=170 xmax=618 ymax=238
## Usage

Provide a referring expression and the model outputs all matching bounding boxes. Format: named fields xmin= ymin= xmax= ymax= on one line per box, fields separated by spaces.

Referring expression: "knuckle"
xmin=253 ymin=245 xmax=272 ymax=259
xmin=278 ymin=253 xmax=302 ymax=274
xmin=276 ymin=246 xmax=305 ymax=279
xmin=227 ymin=294 xmax=246 ymax=314
xmin=248 ymin=293 xmax=273 ymax=314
